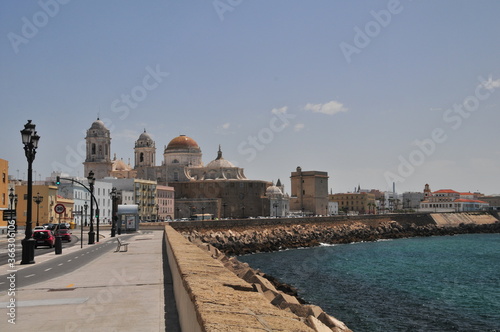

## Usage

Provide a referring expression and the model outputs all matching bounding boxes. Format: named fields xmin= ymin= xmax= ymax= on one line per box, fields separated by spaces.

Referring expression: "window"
xmin=92 ymin=143 xmax=96 ymax=154
xmin=2 ymin=172 xmax=5 ymax=183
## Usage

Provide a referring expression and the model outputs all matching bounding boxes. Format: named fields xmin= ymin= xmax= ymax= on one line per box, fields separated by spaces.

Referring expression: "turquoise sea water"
xmin=238 ymin=234 xmax=500 ymax=331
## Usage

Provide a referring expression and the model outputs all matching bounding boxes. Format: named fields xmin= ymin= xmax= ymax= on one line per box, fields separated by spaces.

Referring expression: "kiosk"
xmin=117 ymin=204 xmax=139 ymax=233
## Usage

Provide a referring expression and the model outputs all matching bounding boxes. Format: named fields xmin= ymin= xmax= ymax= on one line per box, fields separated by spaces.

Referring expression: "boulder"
xmin=248 ymin=274 xmax=278 ymax=293
xmin=270 ymin=293 xmax=301 ymax=306
xmin=306 ymin=315 xmax=333 ymax=332
xmin=318 ymin=312 xmax=351 ymax=332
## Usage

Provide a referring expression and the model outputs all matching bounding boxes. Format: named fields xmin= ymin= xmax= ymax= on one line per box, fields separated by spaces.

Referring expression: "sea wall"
xmin=172 ymin=212 xmax=499 ymax=255
xmin=164 ymin=224 xmax=351 ymax=331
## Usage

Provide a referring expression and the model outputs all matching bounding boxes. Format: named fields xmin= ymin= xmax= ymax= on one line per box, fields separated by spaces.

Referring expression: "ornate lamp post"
xmin=155 ymin=204 xmax=159 ymax=222
xmin=33 ymin=192 xmax=43 ymax=227
xmin=83 ymin=201 xmax=88 ymax=249
xmin=110 ymin=187 xmax=118 ymax=237
xmin=273 ymin=203 xmax=278 ymax=218
xmin=87 ymin=171 xmax=95 ymax=244
xmin=20 ymin=120 xmax=40 ymax=265
xmin=201 ymin=206 xmax=205 ymax=221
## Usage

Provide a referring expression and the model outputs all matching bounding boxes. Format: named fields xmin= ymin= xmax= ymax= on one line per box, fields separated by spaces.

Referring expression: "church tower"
xmin=134 ymin=129 xmax=156 ymax=168
xmin=83 ymin=118 xmax=112 ymax=179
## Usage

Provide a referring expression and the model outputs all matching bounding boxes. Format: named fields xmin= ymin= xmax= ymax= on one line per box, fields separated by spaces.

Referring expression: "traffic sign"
xmin=2 ymin=209 xmax=16 ymax=221
xmin=54 ymin=204 xmax=66 ymax=214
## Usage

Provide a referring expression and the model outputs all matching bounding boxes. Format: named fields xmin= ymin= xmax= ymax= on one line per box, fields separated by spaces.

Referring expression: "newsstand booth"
xmin=117 ymin=204 xmax=139 ymax=233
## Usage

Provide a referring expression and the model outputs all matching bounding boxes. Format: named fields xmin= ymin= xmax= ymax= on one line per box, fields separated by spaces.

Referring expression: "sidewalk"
xmin=0 ymin=230 xmax=166 ymax=331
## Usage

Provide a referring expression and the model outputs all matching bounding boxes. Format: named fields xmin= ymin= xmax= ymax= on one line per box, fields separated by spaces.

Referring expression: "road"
xmin=0 ymin=233 xmax=133 ymax=292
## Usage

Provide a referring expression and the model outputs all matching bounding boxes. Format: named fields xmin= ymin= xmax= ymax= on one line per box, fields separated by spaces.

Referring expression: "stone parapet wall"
xmin=164 ymin=224 xmax=322 ymax=331
xmin=169 ymin=213 xmax=437 ymax=231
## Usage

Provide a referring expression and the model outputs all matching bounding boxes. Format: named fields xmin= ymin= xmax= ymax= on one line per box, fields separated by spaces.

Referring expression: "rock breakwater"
xmin=183 ymin=220 xmax=500 ymax=256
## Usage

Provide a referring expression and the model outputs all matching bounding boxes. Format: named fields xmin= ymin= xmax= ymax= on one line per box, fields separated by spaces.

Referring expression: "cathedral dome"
xmin=166 ymin=135 xmax=199 ymax=150
xmin=136 ymin=130 xmax=155 ymax=148
xmin=112 ymin=159 xmax=132 ymax=171
xmin=90 ymin=118 xmax=107 ymax=131
xmin=266 ymin=185 xmax=283 ymax=196
xmin=206 ymin=146 xmax=235 ymax=168
xmin=138 ymin=130 xmax=153 ymax=142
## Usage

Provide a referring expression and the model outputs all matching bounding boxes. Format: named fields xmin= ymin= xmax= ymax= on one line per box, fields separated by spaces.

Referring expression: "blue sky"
xmin=1 ymin=0 xmax=499 ymax=195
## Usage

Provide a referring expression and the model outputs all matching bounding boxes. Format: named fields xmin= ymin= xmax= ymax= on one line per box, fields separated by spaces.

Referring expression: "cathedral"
xmin=83 ymin=118 xmax=289 ymax=218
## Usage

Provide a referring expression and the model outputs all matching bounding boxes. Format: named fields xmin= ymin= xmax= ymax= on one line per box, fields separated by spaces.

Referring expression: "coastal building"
xmin=157 ymin=185 xmax=175 ymax=221
xmin=263 ymin=180 xmax=290 ymax=217
xmin=14 ymin=184 xmax=58 ymax=226
xmin=329 ymin=191 xmax=376 ymax=214
xmin=402 ymin=192 xmax=425 ymax=210
xmin=419 ymin=188 xmax=489 ymax=212
xmin=478 ymin=195 xmax=500 ymax=210
xmin=100 ymin=178 xmax=157 ymax=222
xmin=290 ymin=167 xmax=329 ymax=216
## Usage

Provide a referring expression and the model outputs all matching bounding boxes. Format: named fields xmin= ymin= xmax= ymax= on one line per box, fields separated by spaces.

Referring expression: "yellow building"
xmin=0 ymin=159 xmax=8 ymax=227
xmin=329 ymin=192 xmax=377 ymax=214
xmin=15 ymin=185 xmax=59 ymax=227
xmin=55 ymin=195 xmax=75 ymax=224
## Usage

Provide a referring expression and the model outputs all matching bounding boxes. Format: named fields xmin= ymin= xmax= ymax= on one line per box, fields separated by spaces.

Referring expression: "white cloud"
xmin=480 ymin=75 xmax=500 ymax=91
xmin=304 ymin=100 xmax=348 ymax=115
xmin=216 ymin=122 xmax=232 ymax=135
xmin=271 ymin=106 xmax=288 ymax=115
xmin=294 ymin=123 xmax=305 ymax=132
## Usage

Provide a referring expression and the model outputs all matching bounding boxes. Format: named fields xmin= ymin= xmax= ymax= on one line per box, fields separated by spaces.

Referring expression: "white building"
xmin=419 ymin=189 xmax=489 ymax=212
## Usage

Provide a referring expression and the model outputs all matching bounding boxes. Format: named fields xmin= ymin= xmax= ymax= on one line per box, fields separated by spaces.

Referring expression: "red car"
xmin=33 ymin=230 xmax=56 ymax=248
xmin=55 ymin=228 xmax=72 ymax=242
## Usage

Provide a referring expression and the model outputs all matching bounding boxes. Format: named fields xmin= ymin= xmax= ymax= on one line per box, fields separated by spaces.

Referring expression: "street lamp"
xmin=155 ymin=204 xmax=159 ymax=222
xmin=110 ymin=187 xmax=118 ymax=237
xmin=33 ymin=192 xmax=43 ymax=227
xmin=9 ymin=188 xmax=18 ymax=232
xmin=20 ymin=119 xmax=40 ymax=265
xmin=87 ymin=171 xmax=95 ymax=244
xmin=273 ymin=203 xmax=278 ymax=218
xmin=201 ymin=206 xmax=205 ymax=221
xmin=83 ymin=201 xmax=88 ymax=249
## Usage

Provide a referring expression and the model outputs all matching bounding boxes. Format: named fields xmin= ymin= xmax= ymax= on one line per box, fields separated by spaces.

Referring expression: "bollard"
xmin=55 ymin=236 xmax=62 ymax=254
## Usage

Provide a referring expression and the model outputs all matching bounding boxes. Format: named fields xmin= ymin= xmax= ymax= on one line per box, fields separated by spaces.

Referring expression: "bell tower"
xmin=83 ymin=118 xmax=112 ymax=179
xmin=134 ymin=129 xmax=156 ymax=167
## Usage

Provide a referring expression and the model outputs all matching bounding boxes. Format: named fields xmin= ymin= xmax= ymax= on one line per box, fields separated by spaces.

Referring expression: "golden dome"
xmin=166 ymin=135 xmax=199 ymax=150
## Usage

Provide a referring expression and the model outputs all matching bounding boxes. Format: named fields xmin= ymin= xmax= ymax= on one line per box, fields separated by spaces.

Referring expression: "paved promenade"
xmin=0 ymin=230 xmax=168 ymax=331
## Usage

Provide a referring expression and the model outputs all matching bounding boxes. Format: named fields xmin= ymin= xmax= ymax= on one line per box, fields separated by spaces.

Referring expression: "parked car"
xmin=33 ymin=230 xmax=56 ymax=248
xmin=42 ymin=223 xmax=55 ymax=230
xmin=33 ymin=226 xmax=46 ymax=230
xmin=55 ymin=228 xmax=72 ymax=242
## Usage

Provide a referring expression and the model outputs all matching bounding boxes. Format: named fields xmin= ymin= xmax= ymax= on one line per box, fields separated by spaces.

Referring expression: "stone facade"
xmin=290 ymin=167 xmax=328 ymax=215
